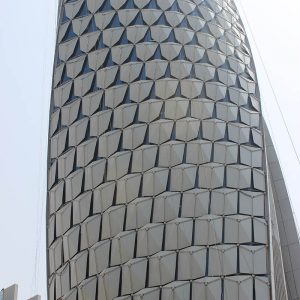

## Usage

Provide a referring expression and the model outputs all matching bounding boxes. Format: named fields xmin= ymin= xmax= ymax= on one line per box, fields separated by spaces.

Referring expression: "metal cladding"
xmin=47 ymin=0 xmax=299 ymax=299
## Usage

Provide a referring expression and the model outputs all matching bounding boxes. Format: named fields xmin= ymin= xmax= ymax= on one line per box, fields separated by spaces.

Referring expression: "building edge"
xmin=265 ymin=122 xmax=300 ymax=299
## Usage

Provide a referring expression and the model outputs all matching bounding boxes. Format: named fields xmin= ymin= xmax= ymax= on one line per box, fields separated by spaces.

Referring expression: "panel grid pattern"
xmin=47 ymin=0 xmax=271 ymax=299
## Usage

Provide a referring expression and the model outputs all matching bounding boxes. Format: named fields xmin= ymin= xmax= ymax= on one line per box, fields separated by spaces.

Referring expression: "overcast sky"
xmin=0 ymin=0 xmax=299 ymax=299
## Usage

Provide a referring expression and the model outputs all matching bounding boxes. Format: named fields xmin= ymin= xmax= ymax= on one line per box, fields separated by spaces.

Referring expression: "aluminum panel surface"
xmin=47 ymin=0 xmax=287 ymax=299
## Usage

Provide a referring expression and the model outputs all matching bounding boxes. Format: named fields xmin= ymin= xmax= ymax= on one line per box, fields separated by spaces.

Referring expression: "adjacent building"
xmin=0 ymin=285 xmax=17 ymax=300
xmin=0 ymin=285 xmax=40 ymax=300
xmin=47 ymin=0 xmax=300 ymax=299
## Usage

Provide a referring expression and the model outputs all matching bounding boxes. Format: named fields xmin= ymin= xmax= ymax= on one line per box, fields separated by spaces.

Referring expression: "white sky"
xmin=0 ymin=0 xmax=299 ymax=299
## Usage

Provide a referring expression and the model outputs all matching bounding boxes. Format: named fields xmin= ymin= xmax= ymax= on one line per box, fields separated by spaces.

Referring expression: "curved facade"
xmin=47 ymin=0 xmax=298 ymax=299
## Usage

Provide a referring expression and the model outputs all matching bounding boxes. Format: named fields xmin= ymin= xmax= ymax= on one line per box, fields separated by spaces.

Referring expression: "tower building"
xmin=47 ymin=0 xmax=300 ymax=299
